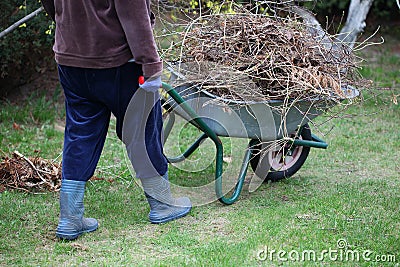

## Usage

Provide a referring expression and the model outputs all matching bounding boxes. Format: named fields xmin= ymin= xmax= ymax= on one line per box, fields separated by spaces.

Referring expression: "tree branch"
xmin=288 ymin=5 xmax=341 ymax=52
xmin=0 ymin=7 xmax=44 ymax=39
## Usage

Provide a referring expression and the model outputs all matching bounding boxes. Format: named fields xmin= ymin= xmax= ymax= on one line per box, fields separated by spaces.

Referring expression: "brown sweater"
xmin=41 ymin=0 xmax=162 ymax=77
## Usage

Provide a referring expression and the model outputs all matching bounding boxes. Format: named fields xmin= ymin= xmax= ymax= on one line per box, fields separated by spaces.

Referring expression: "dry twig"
xmin=0 ymin=151 xmax=61 ymax=192
xmin=161 ymin=10 xmax=360 ymax=103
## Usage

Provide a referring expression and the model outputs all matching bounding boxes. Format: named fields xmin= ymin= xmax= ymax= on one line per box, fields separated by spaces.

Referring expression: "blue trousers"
xmin=58 ymin=62 xmax=168 ymax=181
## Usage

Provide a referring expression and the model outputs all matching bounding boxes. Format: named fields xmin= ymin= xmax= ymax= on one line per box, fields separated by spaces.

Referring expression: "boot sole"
xmin=56 ymin=226 xmax=98 ymax=240
xmin=149 ymin=206 xmax=191 ymax=224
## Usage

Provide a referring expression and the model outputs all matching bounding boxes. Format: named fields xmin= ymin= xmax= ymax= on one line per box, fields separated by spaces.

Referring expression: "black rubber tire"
xmin=250 ymin=124 xmax=312 ymax=182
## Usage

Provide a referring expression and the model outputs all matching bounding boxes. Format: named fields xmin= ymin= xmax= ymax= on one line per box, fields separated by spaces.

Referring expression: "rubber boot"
xmin=56 ymin=179 xmax=98 ymax=240
xmin=140 ymin=174 xmax=192 ymax=224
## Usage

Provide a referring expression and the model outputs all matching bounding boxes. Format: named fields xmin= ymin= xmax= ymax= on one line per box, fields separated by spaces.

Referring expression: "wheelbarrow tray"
xmin=166 ymin=85 xmax=358 ymax=141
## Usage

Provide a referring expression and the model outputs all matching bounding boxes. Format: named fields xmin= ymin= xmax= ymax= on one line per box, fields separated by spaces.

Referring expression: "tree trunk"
xmin=337 ymin=0 xmax=374 ymax=47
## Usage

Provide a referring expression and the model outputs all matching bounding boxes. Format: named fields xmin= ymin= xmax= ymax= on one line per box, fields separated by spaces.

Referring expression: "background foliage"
xmin=0 ymin=0 xmax=54 ymax=96
xmin=303 ymin=0 xmax=399 ymax=19
xmin=161 ymin=0 xmax=400 ymax=18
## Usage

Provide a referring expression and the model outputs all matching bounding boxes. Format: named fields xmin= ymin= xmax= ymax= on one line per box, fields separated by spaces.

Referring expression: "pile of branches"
xmin=0 ymin=151 xmax=61 ymax=193
xmin=163 ymin=11 xmax=359 ymax=102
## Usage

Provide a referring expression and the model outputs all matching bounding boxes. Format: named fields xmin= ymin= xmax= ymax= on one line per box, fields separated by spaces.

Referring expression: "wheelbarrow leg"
xmin=216 ymin=139 xmax=259 ymax=205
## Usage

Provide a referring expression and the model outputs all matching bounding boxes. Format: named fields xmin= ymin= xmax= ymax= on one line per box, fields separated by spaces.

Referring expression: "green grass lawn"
xmin=0 ymin=44 xmax=399 ymax=266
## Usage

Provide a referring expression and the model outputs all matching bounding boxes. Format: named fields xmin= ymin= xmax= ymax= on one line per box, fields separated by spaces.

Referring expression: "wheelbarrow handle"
xmin=162 ymin=82 xmax=221 ymax=144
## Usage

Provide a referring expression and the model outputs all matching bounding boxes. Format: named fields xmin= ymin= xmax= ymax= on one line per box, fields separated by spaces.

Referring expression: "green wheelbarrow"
xmin=161 ymin=82 xmax=359 ymax=205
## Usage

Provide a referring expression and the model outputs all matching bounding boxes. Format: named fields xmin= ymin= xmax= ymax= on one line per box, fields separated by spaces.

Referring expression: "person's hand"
xmin=140 ymin=76 xmax=162 ymax=93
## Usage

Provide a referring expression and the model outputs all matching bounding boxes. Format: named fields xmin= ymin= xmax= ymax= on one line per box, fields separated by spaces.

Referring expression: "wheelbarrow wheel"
xmin=250 ymin=124 xmax=312 ymax=182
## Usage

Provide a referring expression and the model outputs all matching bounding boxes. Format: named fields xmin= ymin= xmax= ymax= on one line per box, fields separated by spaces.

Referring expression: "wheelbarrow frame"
xmin=161 ymin=82 xmax=329 ymax=205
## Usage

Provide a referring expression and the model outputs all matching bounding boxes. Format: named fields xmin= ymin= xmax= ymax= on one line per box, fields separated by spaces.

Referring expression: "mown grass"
xmin=0 ymin=44 xmax=399 ymax=266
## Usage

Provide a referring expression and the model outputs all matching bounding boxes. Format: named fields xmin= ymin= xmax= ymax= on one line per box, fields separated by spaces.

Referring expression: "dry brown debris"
xmin=0 ymin=151 xmax=61 ymax=193
xmin=164 ymin=12 xmax=359 ymax=102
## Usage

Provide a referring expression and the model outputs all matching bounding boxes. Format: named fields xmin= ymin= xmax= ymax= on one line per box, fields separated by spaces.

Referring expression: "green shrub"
xmin=160 ymin=0 xmax=399 ymax=18
xmin=303 ymin=0 xmax=399 ymax=20
xmin=0 ymin=1 xmax=54 ymax=96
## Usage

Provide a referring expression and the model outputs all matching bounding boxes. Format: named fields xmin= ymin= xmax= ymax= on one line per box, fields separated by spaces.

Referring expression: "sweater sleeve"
xmin=41 ymin=0 xmax=55 ymax=21
xmin=115 ymin=0 xmax=163 ymax=78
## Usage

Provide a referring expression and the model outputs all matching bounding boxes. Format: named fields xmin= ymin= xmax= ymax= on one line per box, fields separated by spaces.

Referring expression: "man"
xmin=41 ymin=0 xmax=191 ymax=240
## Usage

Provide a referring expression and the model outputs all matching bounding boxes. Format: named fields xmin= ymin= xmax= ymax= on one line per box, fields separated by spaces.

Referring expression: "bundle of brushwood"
xmin=164 ymin=12 xmax=359 ymax=102
xmin=0 ymin=151 xmax=61 ymax=193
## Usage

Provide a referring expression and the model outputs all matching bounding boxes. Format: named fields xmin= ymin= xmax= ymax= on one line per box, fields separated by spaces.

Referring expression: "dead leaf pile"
xmin=0 ymin=151 xmax=61 ymax=193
